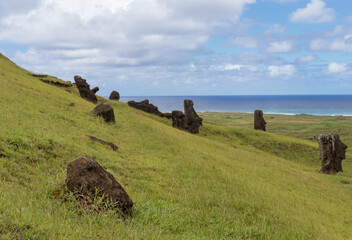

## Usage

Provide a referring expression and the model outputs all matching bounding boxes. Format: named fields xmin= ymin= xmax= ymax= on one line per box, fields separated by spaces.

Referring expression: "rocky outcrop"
xmin=88 ymin=136 xmax=118 ymax=151
xmin=254 ymin=110 xmax=266 ymax=131
xmin=66 ymin=158 xmax=133 ymax=215
xmin=74 ymin=75 xmax=98 ymax=104
xmin=109 ymin=91 xmax=120 ymax=101
xmin=128 ymin=99 xmax=162 ymax=115
xmin=92 ymin=103 xmax=115 ymax=123
xmin=319 ymin=134 xmax=347 ymax=174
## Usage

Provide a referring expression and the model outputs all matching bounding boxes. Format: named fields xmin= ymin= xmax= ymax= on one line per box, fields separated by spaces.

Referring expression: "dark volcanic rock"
xmin=74 ymin=75 xmax=98 ymax=104
xmin=184 ymin=99 xmax=203 ymax=134
xmin=31 ymin=74 xmax=48 ymax=78
xmin=128 ymin=99 xmax=162 ymax=115
xmin=92 ymin=103 xmax=115 ymax=123
xmin=88 ymin=135 xmax=118 ymax=151
xmin=109 ymin=91 xmax=120 ymax=101
xmin=91 ymin=86 xmax=99 ymax=94
xmin=66 ymin=158 xmax=133 ymax=215
xmin=172 ymin=110 xmax=186 ymax=129
xmin=128 ymin=99 xmax=173 ymax=119
xmin=160 ymin=112 xmax=172 ymax=119
xmin=319 ymin=134 xmax=347 ymax=174
xmin=40 ymin=79 xmax=73 ymax=87
xmin=254 ymin=110 xmax=266 ymax=131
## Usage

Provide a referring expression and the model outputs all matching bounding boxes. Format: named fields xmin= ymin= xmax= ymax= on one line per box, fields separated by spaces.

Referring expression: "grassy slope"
xmin=0 ymin=53 xmax=351 ymax=239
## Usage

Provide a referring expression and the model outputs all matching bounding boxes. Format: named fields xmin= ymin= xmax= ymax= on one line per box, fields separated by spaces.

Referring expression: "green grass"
xmin=1 ymin=52 xmax=352 ymax=239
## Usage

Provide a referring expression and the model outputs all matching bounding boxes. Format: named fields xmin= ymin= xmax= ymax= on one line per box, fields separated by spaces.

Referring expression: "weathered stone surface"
xmin=66 ymin=158 xmax=133 ymax=214
xmin=109 ymin=91 xmax=120 ymax=101
xmin=319 ymin=134 xmax=347 ymax=174
xmin=31 ymin=74 xmax=48 ymax=78
xmin=92 ymin=103 xmax=115 ymax=123
xmin=160 ymin=112 xmax=172 ymax=119
xmin=254 ymin=110 xmax=266 ymax=131
xmin=40 ymin=79 xmax=73 ymax=88
xmin=91 ymin=86 xmax=99 ymax=94
xmin=184 ymin=99 xmax=203 ymax=134
xmin=74 ymin=75 xmax=98 ymax=104
xmin=88 ymin=135 xmax=118 ymax=151
xmin=128 ymin=99 xmax=162 ymax=115
xmin=172 ymin=110 xmax=186 ymax=129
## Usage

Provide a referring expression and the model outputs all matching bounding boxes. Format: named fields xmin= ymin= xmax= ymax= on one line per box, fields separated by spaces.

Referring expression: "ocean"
xmin=119 ymin=95 xmax=352 ymax=116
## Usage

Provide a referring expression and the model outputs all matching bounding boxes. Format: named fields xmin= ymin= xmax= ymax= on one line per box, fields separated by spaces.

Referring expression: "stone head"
xmin=333 ymin=134 xmax=347 ymax=160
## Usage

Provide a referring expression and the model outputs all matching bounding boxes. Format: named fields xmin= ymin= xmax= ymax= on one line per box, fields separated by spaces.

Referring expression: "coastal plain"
xmin=1 ymin=53 xmax=352 ymax=239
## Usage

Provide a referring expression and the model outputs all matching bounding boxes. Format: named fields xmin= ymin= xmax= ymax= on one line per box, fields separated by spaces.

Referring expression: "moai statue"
xmin=74 ymin=75 xmax=98 ymax=104
xmin=319 ymin=134 xmax=347 ymax=174
xmin=172 ymin=110 xmax=186 ymax=129
xmin=184 ymin=99 xmax=203 ymax=134
xmin=254 ymin=110 xmax=266 ymax=131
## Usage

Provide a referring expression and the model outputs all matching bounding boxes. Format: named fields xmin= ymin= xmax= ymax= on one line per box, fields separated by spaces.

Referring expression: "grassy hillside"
xmin=0 ymin=53 xmax=351 ymax=239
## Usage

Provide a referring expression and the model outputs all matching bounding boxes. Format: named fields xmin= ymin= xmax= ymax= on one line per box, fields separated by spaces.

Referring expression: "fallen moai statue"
xmin=319 ymin=134 xmax=347 ymax=174
xmin=74 ymin=75 xmax=98 ymax=104
xmin=66 ymin=158 xmax=133 ymax=215
xmin=127 ymin=99 xmax=172 ymax=119
xmin=254 ymin=110 xmax=266 ymax=131
xmin=92 ymin=103 xmax=115 ymax=123
xmin=171 ymin=100 xmax=202 ymax=134
xmin=88 ymin=135 xmax=118 ymax=151
xmin=109 ymin=91 xmax=120 ymax=101
xmin=128 ymin=99 xmax=162 ymax=115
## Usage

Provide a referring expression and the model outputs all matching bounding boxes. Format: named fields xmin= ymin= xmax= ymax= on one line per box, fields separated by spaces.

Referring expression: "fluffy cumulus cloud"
xmin=0 ymin=0 xmax=255 ymax=67
xmin=267 ymin=41 xmax=293 ymax=53
xmin=268 ymin=65 xmax=296 ymax=77
xmin=289 ymin=0 xmax=335 ymax=23
xmin=327 ymin=62 xmax=347 ymax=74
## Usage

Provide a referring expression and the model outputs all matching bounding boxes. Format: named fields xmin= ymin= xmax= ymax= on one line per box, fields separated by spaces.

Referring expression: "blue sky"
xmin=1 ymin=0 xmax=352 ymax=96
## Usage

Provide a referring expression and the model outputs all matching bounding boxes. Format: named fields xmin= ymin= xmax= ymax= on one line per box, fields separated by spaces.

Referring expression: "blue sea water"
xmin=119 ymin=95 xmax=352 ymax=116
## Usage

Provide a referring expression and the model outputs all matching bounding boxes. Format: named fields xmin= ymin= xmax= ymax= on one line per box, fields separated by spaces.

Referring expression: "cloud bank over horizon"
xmin=1 ymin=0 xmax=352 ymax=95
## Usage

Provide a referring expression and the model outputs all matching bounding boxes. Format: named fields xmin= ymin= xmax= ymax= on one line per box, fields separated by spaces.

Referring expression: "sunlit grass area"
xmin=1 ymin=53 xmax=352 ymax=239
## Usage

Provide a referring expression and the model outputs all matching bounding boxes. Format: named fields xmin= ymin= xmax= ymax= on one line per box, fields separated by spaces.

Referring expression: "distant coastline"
xmin=116 ymin=95 xmax=352 ymax=116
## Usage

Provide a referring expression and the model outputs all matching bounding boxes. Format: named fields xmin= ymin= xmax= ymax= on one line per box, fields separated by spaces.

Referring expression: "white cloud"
xmin=268 ymin=65 xmax=296 ymax=77
xmin=327 ymin=62 xmax=347 ymax=74
xmin=310 ymin=35 xmax=352 ymax=52
xmin=267 ymin=41 xmax=293 ymax=53
xmin=0 ymin=0 xmax=255 ymax=69
xmin=289 ymin=0 xmax=335 ymax=23
xmin=231 ymin=36 xmax=258 ymax=48
xmin=210 ymin=64 xmax=257 ymax=72
xmin=297 ymin=55 xmax=316 ymax=63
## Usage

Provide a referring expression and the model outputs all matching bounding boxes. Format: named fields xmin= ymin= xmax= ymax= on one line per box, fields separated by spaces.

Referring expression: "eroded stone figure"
xmin=319 ymin=134 xmax=347 ymax=174
xmin=184 ymin=99 xmax=203 ymax=134
xmin=74 ymin=75 xmax=98 ymax=104
xmin=254 ymin=110 xmax=266 ymax=131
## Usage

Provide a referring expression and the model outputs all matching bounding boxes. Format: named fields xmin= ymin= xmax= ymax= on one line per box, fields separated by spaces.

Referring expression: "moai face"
xmin=333 ymin=135 xmax=347 ymax=160
xmin=332 ymin=134 xmax=347 ymax=172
